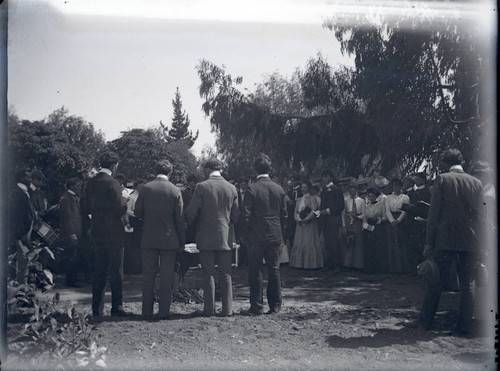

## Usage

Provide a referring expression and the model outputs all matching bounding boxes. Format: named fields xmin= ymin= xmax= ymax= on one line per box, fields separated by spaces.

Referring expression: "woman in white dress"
xmin=290 ymin=181 xmax=323 ymax=269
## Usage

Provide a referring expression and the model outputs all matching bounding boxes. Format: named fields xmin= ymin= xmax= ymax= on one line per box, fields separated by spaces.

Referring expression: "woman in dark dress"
xmin=362 ymin=187 xmax=387 ymax=273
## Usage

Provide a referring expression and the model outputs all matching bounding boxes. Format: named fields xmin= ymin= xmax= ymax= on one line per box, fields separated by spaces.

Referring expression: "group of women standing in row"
xmin=286 ymin=176 xmax=430 ymax=275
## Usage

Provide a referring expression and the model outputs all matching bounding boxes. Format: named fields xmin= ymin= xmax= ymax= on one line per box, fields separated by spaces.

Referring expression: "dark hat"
xmin=417 ymin=257 xmax=439 ymax=284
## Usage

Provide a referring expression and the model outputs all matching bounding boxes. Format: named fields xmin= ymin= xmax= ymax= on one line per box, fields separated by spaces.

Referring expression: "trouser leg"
xmin=264 ymin=244 xmax=282 ymax=311
xmin=216 ymin=250 xmax=233 ymax=315
xmin=248 ymin=245 xmax=264 ymax=313
xmin=108 ymin=245 xmax=124 ymax=311
xmin=199 ymin=251 xmax=216 ymax=316
xmin=158 ymin=250 xmax=177 ymax=317
xmin=456 ymin=251 xmax=475 ymax=332
xmin=92 ymin=244 xmax=108 ymax=316
xmin=141 ymin=249 xmax=159 ymax=317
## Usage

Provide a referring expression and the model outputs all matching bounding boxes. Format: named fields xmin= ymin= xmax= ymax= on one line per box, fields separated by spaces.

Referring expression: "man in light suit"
xmin=406 ymin=149 xmax=485 ymax=336
xmin=134 ymin=160 xmax=185 ymax=321
xmin=185 ymin=159 xmax=239 ymax=317
xmin=243 ymin=154 xmax=287 ymax=315
xmin=85 ymin=151 xmax=130 ymax=318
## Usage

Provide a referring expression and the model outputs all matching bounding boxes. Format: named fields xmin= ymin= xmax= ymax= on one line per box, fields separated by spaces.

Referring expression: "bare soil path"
xmin=8 ymin=266 xmax=497 ymax=370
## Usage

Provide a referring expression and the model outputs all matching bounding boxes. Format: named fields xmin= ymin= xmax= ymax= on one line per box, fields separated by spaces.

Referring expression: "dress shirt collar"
xmin=406 ymin=186 xmax=415 ymax=193
xmin=293 ymin=185 xmax=300 ymax=190
xmin=156 ymin=174 xmax=169 ymax=180
xmin=209 ymin=170 xmax=222 ymax=178
xmin=257 ymin=174 xmax=270 ymax=180
xmin=325 ymin=182 xmax=334 ymax=189
xmin=68 ymin=189 xmax=77 ymax=196
xmin=99 ymin=168 xmax=112 ymax=176
xmin=416 ymin=185 xmax=426 ymax=190
xmin=30 ymin=183 xmax=37 ymax=191
xmin=17 ymin=183 xmax=30 ymax=197
xmin=449 ymin=165 xmax=464 ymax=172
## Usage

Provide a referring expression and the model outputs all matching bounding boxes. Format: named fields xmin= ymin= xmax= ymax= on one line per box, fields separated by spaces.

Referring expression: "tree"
xmin=196 ymin=58 xmax=369 ymax=180
xmin=108 ymin=128 xmax=197 ymax=185
xmin=7 ymin=107 xmax=106 ymax=203
xmin=161 ymin=87 xmax=199 ymax=148
xmin=324 ymin=6 xmax=496 ymax=174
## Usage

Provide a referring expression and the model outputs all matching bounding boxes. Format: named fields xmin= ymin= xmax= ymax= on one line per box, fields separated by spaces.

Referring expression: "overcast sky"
xmin=7 ymin=0 xmax=493 ymax=157
xmin=8 ymin=0 xmax=358 ymax=156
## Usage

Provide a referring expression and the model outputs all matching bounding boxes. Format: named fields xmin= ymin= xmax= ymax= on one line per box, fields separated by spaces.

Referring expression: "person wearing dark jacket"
xmin=59 ymin=177 xmax=83 ymax=286
xmin=9 ymin=169 xmax=36 ymax=283
xmin=84 ymin=152 xmax=130 ymax=318
xmin=134 ymin=160 xmax=185 ymax=320
xmin=318 ymin=170 xmax=345 ymax=271
xmin=406 ymin=149 xmax=485 ymax=336
xmin=243 ymin=154 xmax=288 ymax=315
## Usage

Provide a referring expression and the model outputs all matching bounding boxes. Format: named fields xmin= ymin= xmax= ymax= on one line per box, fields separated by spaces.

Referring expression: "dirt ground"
xmin=6 ymin=264 xmax=497 ymax=370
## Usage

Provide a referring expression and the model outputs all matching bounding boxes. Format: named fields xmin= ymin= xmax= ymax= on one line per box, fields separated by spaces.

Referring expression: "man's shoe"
xmin=240 ymin=308 xmax=263 ymax=316
xmin=216 ymin=311 xmax=234 ymax=317
xmin=87 ymin=315 xmax=103 ymax=324
xmin=111 ymin=307 xmax=133 ymax=317
xmin=403 ymin=319 xmax=429 ymax=330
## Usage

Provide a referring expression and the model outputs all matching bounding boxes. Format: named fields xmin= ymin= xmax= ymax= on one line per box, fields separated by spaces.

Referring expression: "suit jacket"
xmin=184 ymin=175 xmax=239 ymax=251
xmin=9 ymin=186 xmax=36 ymax=244
xmin=320 ymin=184 xmax=345 ymax=226
xmin=84 ymin=172 xmax=127 ymax=243
xmin=244 ymin=176 xmax=287 ymax=246
xmin=426 ymin=168 xmax=484 ymax=252
xmin=134 ymin=177 xmax=185 ymax=250
xmin=59 ymin=191 xmax=83 ymax=240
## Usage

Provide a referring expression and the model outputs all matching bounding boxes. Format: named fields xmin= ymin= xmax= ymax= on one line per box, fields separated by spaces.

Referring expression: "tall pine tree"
xmin=163 ymin=87 xmax=198 ymax=148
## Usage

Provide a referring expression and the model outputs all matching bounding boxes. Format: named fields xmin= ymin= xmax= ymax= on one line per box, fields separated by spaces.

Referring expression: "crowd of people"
xmin=8 ymin=148 xmax=495 ymax=337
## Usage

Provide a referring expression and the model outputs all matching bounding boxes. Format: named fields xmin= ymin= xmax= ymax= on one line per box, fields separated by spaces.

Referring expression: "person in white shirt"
xmin=342 ymin=182 xmax=365 ymax=269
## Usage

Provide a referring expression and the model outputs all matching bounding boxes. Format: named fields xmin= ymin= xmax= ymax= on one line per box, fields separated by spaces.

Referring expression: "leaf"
xmin=43 ymin=269 xmax=54 ymax=284
xmin=43 ymin=246 xmax=55 ymax=260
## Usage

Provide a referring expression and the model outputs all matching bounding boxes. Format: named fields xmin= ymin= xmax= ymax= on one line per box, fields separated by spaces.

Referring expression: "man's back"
xmin=85 ymin=172 xmax=126 ymax=242
xmin=245 ymin=177 xmax=287 ymax=246
xmin=427 ymin=169 xmax=484 ymax=251
xmin=135 ymin=178 xmax=184 ymax=250
xmin=185 ymin=175 xmax=238 ymax=251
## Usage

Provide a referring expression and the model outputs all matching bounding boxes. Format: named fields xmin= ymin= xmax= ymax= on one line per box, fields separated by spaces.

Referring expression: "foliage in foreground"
xmin=6 ymin=240 xmax=107 ymax=369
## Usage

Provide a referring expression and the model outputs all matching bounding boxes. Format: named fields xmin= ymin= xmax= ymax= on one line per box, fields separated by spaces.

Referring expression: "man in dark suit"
xmin=318 ymin=169 xmax=345 ymax=271
xmin=404 ymin=172 xmax=431 ymax=273
xmin=29 ymin=169 xmax=49 ymax=218
xmin=84 ymin=152 xmax=130 ymax=318
xmin=181 ymin=174 xmax=198 ymax=244
xmin=59 ymin=177 xmax=83 ymax=286
xmin=135 ymin=160 xmax=185 ymax=321
xmin=185 ymin=159 xmax=239 ymax=317
xmin=243 ymin=154 xmax=287 ymax=315
xmin=406 ymin=149 xmax=485 ymax=336
xmin=285 ymin=175 xmax=302 ymax=248
xmin=8 ymin=169 xmax=36 ymax=283
xmin=235 ymin=176 xmax=250 ymax=266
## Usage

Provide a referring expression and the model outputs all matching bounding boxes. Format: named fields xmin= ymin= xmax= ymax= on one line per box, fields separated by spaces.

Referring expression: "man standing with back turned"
xmin=243 ymin=153 xmax=287 ymax=315
xmin=406 ymin=148 xmax=485 ymax=336
xmin=85 ymin=151 xmax=130 ymax=319
xmin=185 ymin=159 xmax=239 ymax=317
xmin=134 ymin=160 xmax=185 ymax=321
